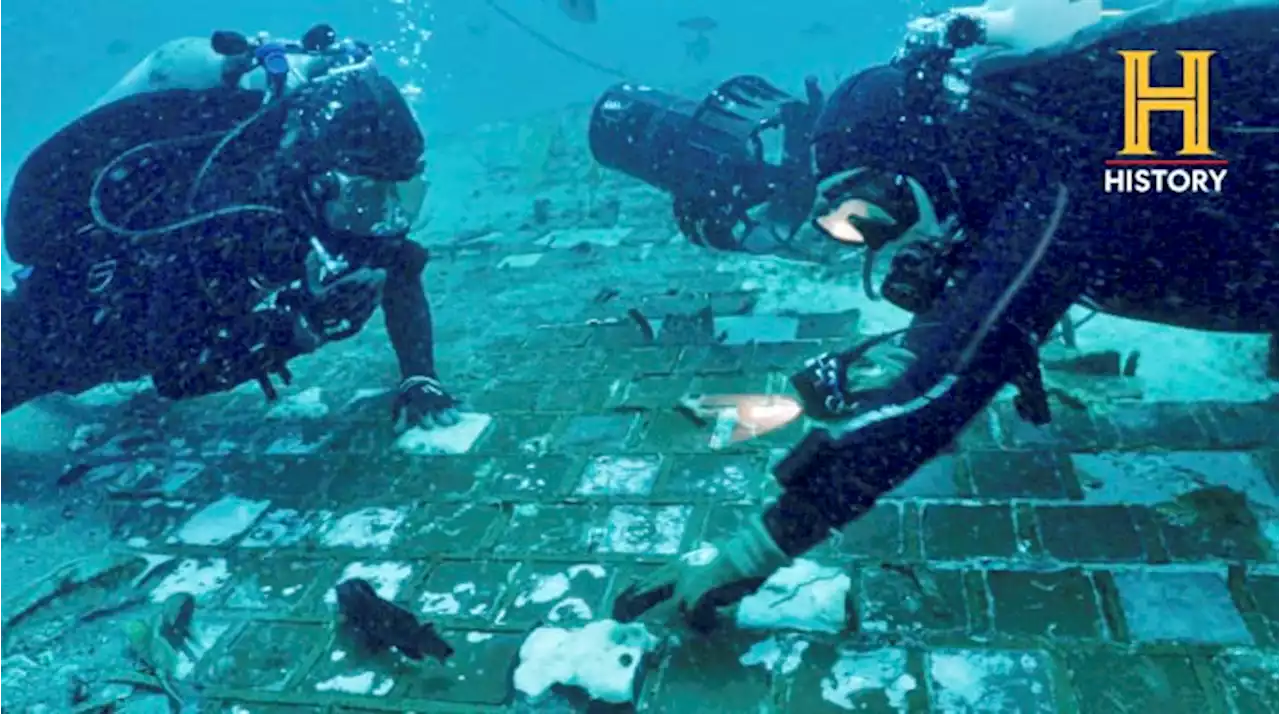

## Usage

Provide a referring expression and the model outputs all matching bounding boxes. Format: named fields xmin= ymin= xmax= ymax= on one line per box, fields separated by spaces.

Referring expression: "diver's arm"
xmin=323 ymin=232 xmax=438 ymax=378
xmin=375 ymin=239 xmax=439 ymax=379
xmin=764 ymin=183 xmax=1086 ymax=555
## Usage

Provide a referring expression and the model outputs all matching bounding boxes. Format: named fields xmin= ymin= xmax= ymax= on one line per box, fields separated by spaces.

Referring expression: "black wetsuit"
xmin=765 ymin=6 xmax=1279 ymax=554
xmin=0 ymin=75 xmax=440 ymax=412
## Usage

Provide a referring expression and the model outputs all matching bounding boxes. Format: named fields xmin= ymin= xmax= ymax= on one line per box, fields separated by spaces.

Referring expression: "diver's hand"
xmin=391 ymin=375 xmax=461 ymax=431
xmin=614 ymin=514 xmax=789 ymax=628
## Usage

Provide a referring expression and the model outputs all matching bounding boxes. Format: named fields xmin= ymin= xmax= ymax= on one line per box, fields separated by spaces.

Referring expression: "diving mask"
xmin=811 ymin=168 xmax=921 ymax=250
xmin=319 ymin=169 xmax=429 ymax=238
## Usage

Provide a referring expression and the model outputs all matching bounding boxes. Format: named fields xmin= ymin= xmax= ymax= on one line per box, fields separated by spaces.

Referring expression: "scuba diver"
xmin=1 ymin=25 xmax=461 ymax=429
xmin=608 ymin=1 xmax=1279 ymax=625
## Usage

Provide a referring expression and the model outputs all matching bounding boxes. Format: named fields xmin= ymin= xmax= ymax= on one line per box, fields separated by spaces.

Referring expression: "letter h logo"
xmin=1118 ymin=50 xmax=1216 ymax=157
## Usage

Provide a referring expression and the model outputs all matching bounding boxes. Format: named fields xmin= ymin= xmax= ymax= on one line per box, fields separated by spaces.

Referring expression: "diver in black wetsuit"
xmin=614 ymin=3 xmax=1279 ymax=624
xmin=1 ymin=26 xmax=461 ymax=429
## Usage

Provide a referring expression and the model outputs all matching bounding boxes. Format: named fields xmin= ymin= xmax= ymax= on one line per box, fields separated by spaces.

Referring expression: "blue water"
xmin=0 ymin=0 xmax=929 ymax=286
xmin=0 ymin=0 xmax=921 ymax=171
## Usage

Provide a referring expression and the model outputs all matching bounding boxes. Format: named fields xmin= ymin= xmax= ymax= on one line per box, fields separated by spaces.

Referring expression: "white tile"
xmin=1114 ymin=569 xmax=1253 ymax=644
xmin=574 ymin=456 xmax=661 ymax=496
xmin=170 ymin=495 xmax=271 ymax=546
xmin=394 ymin=413 xmax=492 ymax=455
xmin=497 ymin=253 xmax=546 ymax=269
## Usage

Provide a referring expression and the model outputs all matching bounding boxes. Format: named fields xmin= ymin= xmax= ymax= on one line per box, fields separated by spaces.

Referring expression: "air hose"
xmin=87 ymin=115 xmax=289 ymax=318
xmin=88 ymin=112 xmax=285 ymax=242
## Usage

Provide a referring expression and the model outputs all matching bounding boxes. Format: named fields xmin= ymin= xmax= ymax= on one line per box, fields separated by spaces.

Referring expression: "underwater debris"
xmin=1041 ymin=347 xmax=1134 ymax=376
xmin=335 ymin=578 xmax=455 ymax=663
xmin=674 ymin=394 xmax=715 ymax=427
xmin=1153 ymin=485 xmax=1273 ymax=560
xmin=116 ymin=593 xmax=205 ymax=710
xmin=3 ymin=551 xmax=166 ymax=631
xmin=56 ymin=462 xmax=94 ymax=488
xmin=1039 ymin=345 xmax=1145 ymax=406
xmin=583 ymin=160 xmax=602 ymax=209
xmin=1158 ymin=486 xmax=1260 ymax=529
xmin=533 ymin=197 xmax=552 ymax=225
xmin=876 ymin=563 xmax=955 ymax=623
xmin=625 ymin=309 xmax=655 ymax=343
xmin=1123 ymin=351 xmax=1140 ymax=377
xmin=658 ymin=306 xmax=716 ymax=344
xmin=78 ymin=593 xmax=149 ymax=624
xmin=515 ymin=120 xmax=560 ymax=190
xmin=589 ymin=195 xmax=621 ymax=227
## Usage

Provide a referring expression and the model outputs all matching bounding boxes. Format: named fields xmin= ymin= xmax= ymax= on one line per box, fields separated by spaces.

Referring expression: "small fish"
xmin=559 ymin=0 xmax=598 ymax=24
xmin=335 ymin=578 xmax=455 ymax=663
xmin=677 ymin=16 xmax=717 ymax=64
xmin=677 ymin=16 xmax=718 ymax=34
xmin=800 ymin=21 xmax=834 ymax=37
xmin=106 ymin=38 xmax=133 ymax=56
xmin=685 ymin=34 xmax=711 ymax=65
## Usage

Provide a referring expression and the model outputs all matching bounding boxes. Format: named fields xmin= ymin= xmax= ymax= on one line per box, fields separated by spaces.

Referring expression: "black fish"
xmin=335 ymin=578 xmax=455 ymax=663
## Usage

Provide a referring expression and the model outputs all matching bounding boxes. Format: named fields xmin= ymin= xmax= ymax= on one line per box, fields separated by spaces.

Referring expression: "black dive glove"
xmin=392 ymin=375 xmax=461 ymax=430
